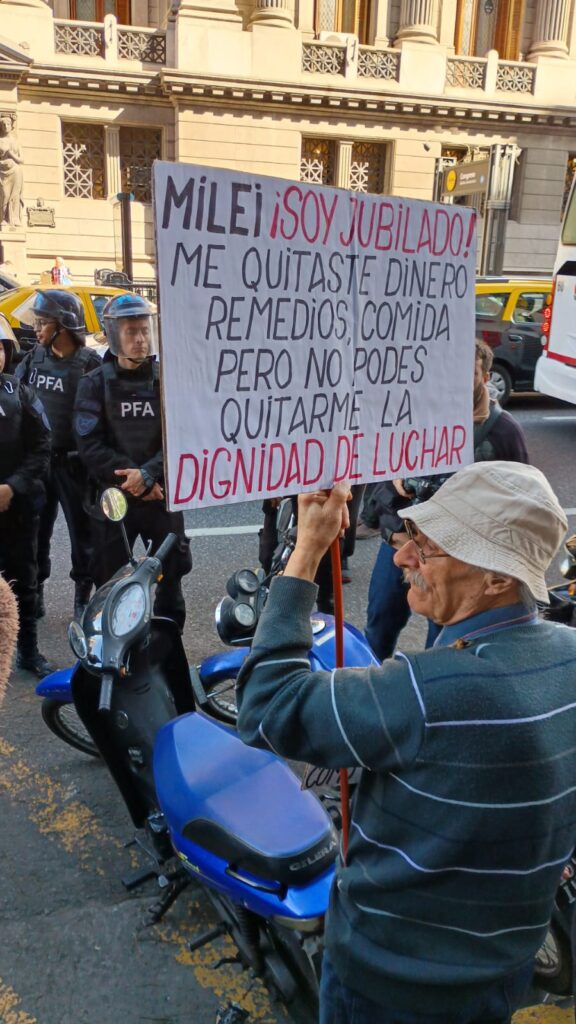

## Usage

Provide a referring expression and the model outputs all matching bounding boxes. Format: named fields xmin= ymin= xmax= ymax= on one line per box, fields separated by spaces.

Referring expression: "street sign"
xmin=442 ymin=159 xmax=489 ymax=198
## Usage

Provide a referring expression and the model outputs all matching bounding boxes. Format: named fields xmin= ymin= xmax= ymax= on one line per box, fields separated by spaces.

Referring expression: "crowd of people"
xmin=1 ymin=286 xmax=576 ymax=1024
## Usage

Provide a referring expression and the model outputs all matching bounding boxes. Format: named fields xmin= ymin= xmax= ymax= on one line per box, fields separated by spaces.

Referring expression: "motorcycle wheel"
xmin=41 ymin=698 xmax=100 ymax=758
xmin=206 ymin=892 xmax=319 ymax=1024
xmin=533 ymin=920 xmax=573 ymax=996
xmin=264 ymin=921 xmax=320 ymax=1024
xmin=200 ymin=675 xmax=239 ymax=726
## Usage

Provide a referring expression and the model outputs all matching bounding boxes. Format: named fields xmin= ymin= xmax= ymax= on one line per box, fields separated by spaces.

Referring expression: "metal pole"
xmin=117 ymin=192 xmax=134 ymax=282
xmin=480 ymin=145 xmax=519 ymax=276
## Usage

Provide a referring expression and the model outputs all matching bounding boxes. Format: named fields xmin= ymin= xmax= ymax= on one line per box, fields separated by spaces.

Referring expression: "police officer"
xmin=0 ymin=313 xmax=53 ymax=677
xmin=16 ymin=290 xmax=101 ymax=621
xmin=73 ymin=294 xmax=192 ymax=629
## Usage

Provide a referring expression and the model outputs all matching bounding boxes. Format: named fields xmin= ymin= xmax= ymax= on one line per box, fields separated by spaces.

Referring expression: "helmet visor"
xmin=11 ymin=293 xmax=46 ymax=328
xmin=0 ymin=313 xmax=18 ymax=346
xmin=107 ymin=312 xmax=159 ymax=361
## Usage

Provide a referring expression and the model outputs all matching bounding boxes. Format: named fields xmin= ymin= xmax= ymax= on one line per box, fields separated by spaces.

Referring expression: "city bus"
xmin=534 ymin=177 xmax=576 ymax=403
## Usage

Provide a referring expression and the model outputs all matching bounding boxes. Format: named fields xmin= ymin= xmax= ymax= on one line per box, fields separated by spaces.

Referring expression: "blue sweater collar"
xmin=434 ymin=602 xmax=540 ymax=649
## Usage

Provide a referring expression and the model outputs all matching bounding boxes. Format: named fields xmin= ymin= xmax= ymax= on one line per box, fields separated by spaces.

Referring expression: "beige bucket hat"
xmin=398 ymin=461 xmax=567 ymax=603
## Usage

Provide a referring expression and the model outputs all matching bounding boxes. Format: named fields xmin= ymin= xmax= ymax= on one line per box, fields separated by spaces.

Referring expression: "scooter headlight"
xmin=110 ymin=583 xmax=146 ymax=637
xmin=68 ymin=619 xmax=88 ymax=660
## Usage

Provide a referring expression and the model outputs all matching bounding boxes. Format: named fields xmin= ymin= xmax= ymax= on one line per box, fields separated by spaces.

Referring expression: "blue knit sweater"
xmin=236 ymin=576 xmax=576 ymax=1012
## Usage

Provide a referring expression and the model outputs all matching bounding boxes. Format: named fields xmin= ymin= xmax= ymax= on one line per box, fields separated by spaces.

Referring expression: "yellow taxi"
xmin=475 ymin=277 xmax=552 ymax=404
xmin=0 ymin=283 xmax=128 ymax=358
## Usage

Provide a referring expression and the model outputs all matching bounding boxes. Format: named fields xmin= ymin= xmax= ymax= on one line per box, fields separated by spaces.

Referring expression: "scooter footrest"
xmin=122 ymin=864 xmax=158 ymax=890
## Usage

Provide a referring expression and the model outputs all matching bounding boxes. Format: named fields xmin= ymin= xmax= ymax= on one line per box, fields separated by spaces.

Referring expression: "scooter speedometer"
xmin=110 ymin=583 xmax=146 ymax=637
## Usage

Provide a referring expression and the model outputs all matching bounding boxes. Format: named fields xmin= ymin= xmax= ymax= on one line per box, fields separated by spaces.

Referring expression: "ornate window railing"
xmin=446 ymin=56 xmax=487 ymax=89
xmin=300 ymin=138 xmax=337 ymax=184
xmin=496 ymin=60 xmax=536 ymax=93
xmin=54 ymin=19 xmax=104 ymax=57
xmin=357 ymin=46 xmax=399 ymax=81
xmin=54 ymin=17 xmax=166 ymax=64
xmin=62 ymin=122 xmax=106 ymax=199
xmin=302 ymin=42 xmax=346 ymax=75
xmin=117 ymin=26 xmax=166 ymax=63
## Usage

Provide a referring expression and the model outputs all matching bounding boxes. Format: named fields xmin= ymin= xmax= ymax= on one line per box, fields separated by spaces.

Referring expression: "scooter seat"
xmin=154 ymin=712 xmax=338 ymax=887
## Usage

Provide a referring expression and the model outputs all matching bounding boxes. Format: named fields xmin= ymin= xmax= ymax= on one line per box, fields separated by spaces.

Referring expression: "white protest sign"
xmin=153 ymin=161 xmax=476 ymax=511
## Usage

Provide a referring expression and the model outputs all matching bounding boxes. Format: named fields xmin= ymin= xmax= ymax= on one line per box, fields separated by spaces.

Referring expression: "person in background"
xmin=237 ymin=463 xmax=576 ymax=1024
xmin=0 ymin=314 xmax=52 ymax=677
xmin=16 ymin=290 xmax=100 ymax=621
xmin=258 ymin=485 xmax=363 ymax=612
xmin=365 ymin=338 xmax=529 ymax=661
xmin=50 ymin=257 xmax=72 ymax=286
xmin=73 ymin=293 xmax=192 ymax=629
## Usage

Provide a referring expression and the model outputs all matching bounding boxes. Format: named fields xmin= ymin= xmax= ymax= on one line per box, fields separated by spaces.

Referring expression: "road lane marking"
xmin=0 ymin=735 xmax=279 ymax=1021
xmin=0 ymin=980 xmax=37 ymax=1024
xmin=513 ymin=1007 xmax=573 ymax=1022
xmin=186 ymin=524 xmax=260 ymax=537
xmin=155 ymin=901 xmax=279 ymax=1023
xmin=0 ymin=736 xmax=132 ymax=876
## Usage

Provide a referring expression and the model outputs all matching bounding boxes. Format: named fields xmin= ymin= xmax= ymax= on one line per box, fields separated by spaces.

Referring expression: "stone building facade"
xmin=0 ymin=0 xmax=575 ymax=283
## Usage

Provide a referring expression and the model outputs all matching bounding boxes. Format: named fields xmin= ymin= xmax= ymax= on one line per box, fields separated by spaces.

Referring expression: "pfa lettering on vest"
xmin=37 ymin=374 xmax=64 ymax=392
xmin=120 ymin=400 xmax=155 ymax=418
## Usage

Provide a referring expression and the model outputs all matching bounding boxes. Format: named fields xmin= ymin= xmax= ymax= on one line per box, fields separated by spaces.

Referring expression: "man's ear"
xmin=483 ymin=572 xmax=518 ymax=597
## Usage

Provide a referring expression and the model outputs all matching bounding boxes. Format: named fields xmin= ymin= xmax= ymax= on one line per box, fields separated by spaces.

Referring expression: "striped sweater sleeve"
xmin=236 ymin=575 xmax=426 ymax=771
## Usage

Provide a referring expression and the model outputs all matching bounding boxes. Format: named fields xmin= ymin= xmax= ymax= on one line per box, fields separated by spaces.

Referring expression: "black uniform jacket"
xmin=73 ymin=352 xmax=164 ymax=491
xmin=0 ymin=373 xmax=51 ymax=504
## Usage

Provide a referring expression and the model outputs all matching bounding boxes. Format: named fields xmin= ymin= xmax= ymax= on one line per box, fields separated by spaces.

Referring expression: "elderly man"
xmin=237 ymin=461 xmax=576 ymax=1024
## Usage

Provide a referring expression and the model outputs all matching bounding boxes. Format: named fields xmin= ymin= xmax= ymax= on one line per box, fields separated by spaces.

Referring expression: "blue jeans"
xmin=319 ymin=953 xmax=533 ymax=1024
xmin=365 ymin=542 xmax=440 ymax=661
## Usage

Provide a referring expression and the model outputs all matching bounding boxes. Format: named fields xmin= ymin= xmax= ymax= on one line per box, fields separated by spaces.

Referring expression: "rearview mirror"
xmin=100 ymin=487 xmax=128 ymax=523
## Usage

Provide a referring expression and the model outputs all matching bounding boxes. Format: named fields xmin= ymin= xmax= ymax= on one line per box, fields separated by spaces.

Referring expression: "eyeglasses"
xmin=404 ymin=520 xmax=451 ymax=565
xmin=33 ymin=318 xmax=55 ymax=329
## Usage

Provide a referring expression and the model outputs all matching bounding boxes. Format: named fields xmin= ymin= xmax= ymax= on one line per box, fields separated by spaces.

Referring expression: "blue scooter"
xmin=37 ymin=489 xmax=377 ymax=1021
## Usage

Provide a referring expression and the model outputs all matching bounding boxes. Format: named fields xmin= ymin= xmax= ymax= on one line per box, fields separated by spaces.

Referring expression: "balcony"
xmin=54 ymin=17 xmax=166 ymax=65
xmin=302 ymin=41 xmax=537 ymax=98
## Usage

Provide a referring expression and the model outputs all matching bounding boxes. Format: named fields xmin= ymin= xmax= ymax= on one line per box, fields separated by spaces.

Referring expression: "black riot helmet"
xmin=102 ymin=293 xmax=158 ymax=363
xmin=14 ymin=289 xmax=87 ymax=346
xmin=0 ymin=313 xmax=20 ymax=372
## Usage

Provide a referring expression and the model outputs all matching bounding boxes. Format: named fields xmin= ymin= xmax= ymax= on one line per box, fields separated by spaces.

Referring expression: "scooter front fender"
xmin=35 ymin=665 xmax=76 ymax=701
xmin=310 ymin=615 xmax=379 ymax=670
xmin=199 ymin=647 xmax=250 ymax=682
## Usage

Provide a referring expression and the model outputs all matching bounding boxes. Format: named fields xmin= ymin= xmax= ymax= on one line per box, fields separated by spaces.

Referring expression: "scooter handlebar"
xmin=98 ymin=672 xmax=114 ymax=713
xmin=154 ymin=533 xmax=177 ymax=568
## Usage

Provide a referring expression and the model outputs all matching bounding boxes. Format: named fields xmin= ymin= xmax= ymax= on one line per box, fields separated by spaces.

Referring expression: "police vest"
xmin=0 ymin=375 xmax=26 ymax=481
xmin=24 ymin=346 xmax=94 ymax=450
xmin=102 ymin=361 xmax=161 ymax=467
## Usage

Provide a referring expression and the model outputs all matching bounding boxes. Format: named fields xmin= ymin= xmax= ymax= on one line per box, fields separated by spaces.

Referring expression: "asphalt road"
xmin=0 ymin=391 xmax=575 ymax=1024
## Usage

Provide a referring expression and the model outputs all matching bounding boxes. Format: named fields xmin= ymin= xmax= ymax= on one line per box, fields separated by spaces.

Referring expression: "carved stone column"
xmin=104 ymin=126 xmax=121 ymax=199
xmin=528 ymin=0 xmax=570 ymax=59
xmin=250 ymin=0 xmax=294 ymax=28
xmin=395 ymin=0 xmax=438 ymax=44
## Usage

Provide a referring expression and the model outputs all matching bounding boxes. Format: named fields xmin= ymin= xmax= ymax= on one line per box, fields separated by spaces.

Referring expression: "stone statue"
xmin=0 ymin=113 xmax=24 ymax=230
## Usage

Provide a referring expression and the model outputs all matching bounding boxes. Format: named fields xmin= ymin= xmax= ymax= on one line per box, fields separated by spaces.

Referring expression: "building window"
xmin=119 ymin=127 xmax=162 ymax=204
xmin=300 ymin=138 xmax=387 ymax=194
xmin=350 ymin=141 xmax=385 ymax=193
xmin=314 ymin=0 xmax=370 ymax=43
xmin=300 ymin=138 xmax=336 ymax=185
xmin=62 ymin=123 xmax=106 ymax=199
xmin=562 ymin=155 xmax=576 ymax=217
xmin=69 ymin=0 xmax=130 ymax=22
xmin=455 ymin=0 xmax=525 ymax=59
